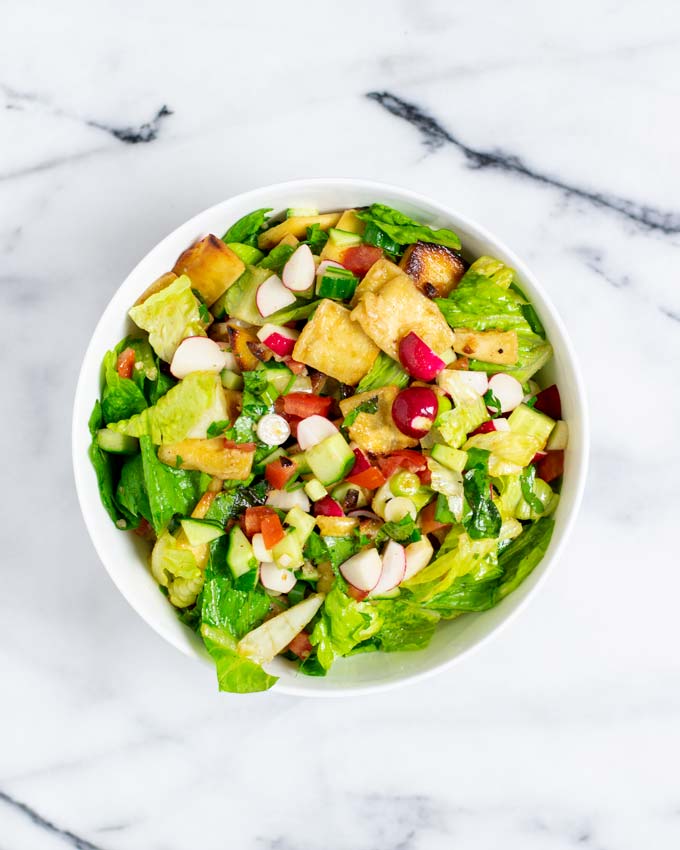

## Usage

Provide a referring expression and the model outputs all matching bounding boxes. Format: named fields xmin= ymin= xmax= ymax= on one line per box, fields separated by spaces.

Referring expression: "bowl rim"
xmin=72 ymin=177 xmax=589 ymax=697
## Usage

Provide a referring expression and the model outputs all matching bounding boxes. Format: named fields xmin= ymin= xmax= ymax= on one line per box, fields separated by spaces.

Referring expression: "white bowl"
xmin=72 ymin=178 xmax=588 ymax=697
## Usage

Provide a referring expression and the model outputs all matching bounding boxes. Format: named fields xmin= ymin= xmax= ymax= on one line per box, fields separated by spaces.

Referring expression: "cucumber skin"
xmin=97 ymin=429 xmax=139 ymax=455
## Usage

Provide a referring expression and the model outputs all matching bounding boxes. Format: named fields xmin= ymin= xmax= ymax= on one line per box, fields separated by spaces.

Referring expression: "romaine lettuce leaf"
xmin=356 ymin=351 xmax=410 ymax=393
xmin=258 ymin=244 xmax=295 ymax=273
xmin=356 ymin=204 xmax=461 ymax=251
xmin=151 ymin=529 xmax=204 ymax=607
xmin=139 ymin=435 xmax=205 ymax=533
xmin=436 ymin=270 xmax=552 ymax=382
xmin=116 ymin=453 xmax=152 ymax=524
xmin=403 ymin=532 xmax=498 ymax=602
xmin=128 ymin=275 xmax=207 ymax=362
xmin=88 ymin=400 xmax=135 ymax=528
xmin=203 ymin=481 xmax=268 ymax=525
xmin=201 ymin=544 xmax=270 ymax=639
xmin=201 ymin=624 xmax=278 ymax=693
xmin=496 ymin=517 xmax=554 ymax=600
xmin=222 ymin=208 xmax=272 ymax=247
xmin=373 ymin=599 xmax=440 ymax=651
xmin=100 ymin=349 xmax=148 ymax=425
xmin=108 ymin=371 xmax=228 ymax=444
xmin=310 ymin=583 xmax=382 ymax=670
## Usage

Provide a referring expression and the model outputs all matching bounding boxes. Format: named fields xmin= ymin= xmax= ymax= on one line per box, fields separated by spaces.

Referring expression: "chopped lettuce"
xmin=496 ymin=517 xmax=554 ymax=600
xmin=222 ymin=208 xmax=272 ymax=247
xmin=108 ymin=371 xmax=227 ymax=444
xmin=311 ymin=582 xmax=382 ymax=670
xmin=356 ymin=204 xmax=461 ymax=251
xmin=375 ymin=514 xmax=422 ymax=546
xmin=88 ymin=400 xmax=135 ymax=528
xmin=128 ymin=275 xmax=207 ymax=362
xmin=201 ymin=624 xmax=278 ymax=693
xmin=356 ymin=351 xmax=410 ymax=393
xmin=116 ymin=453 xmax=151 ymax=524
xmin=373 ymin=599 xmax=440 ymax=651
xmin=138 ymin=436 xmax=205 ymax=533
xmin=100 ymin=349 xmax=148 ymax=425
xmin=436 ymin=268 xmax=552 ymax=382
xmin=257 ymin=244 xmax=295 ymax=273
xmin=151 ymin=529 xmax=204 ymax=608
xmin=461 ymin=449 xmax=502 ymax=540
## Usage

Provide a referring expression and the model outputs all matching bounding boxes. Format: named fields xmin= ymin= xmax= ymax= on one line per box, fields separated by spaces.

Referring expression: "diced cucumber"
xmin=546 ymin=420 xmax=569 ymax=451
xmin=97 ymin=429 xmax=139 ymax=454
xmin=508 ymin=403 xmax=555 ymax=448
xmin=180 ymin=518 xmax=225 ymax=547
xmin=272 ymin=530 xmax=304 ymax=570
xmin=304 ymin=432 xmax=355 ymax=486
xmin=289 ymin=452 xmax=311 ymax=474
xmin=261 ymin=364 xmax=295 ymax=395
xmin=430 ymin=444 xmax=468 ymax=472
xmin=226 ymin=242 xmax=264 ymax=265
xmin=370 ymin=587 xmax=401 ymax=600
xmin=328 ymin=227 xmax=362 ymax=247
xmin=286 ymin=207 xmax=319 ymax=218
xmin=316 ymin=269 xmax=358 ymax=300
xmin=227 ymin=525 xmax=257 ymax=578
xmin=304 ymin=478 xmax=327 ymax=501
xmin=285 ymin=506 xmax=316 ymax=546
xmin=362 ymin=221 xmax=401 ymax=254
xmin=220 ymin=369 xmax=244 ymax=390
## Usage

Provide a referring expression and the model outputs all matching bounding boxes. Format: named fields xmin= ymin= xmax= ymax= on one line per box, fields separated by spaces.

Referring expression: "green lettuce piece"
xmin=203 ymin=481 xmax=268 ymax=525
xmin=374 ymin=514 xmax=421 ymax=546
xmin=151 ymin=529 xmax=204 ymax=607
xmin=116 ymin=454 xmax=151 ymax=524
xmin=436 ymin=269 xmax=552 ymax=382
xmin=218 ymin=264 xmax=318 ymax=326
xmin=497 ymin=517 xmax=554 ymax=600
xmin=303 ymin=531 xmax=364 ymax=571
xmin=462 ymin=450 xmax=502 ymax=540
xmin=201 ymin=625 xmax=278 ymax=693
xmin=374 ymin=599 xmax=440 ymax=651
xmin=304 ymin=223 xmax=329 ymax=254
xmin=423 ymin=565 xmax=504 ymax=616
xmin=100 ymin=348 xmax=148 ymax=425
xmin=139 ymin=435 xmax=205 ymax=533
xmin=356 ymin=204 xmax=461 ymax=251
xmin=88 ymin=400 xmax=135 ymax=528
xmin=437 ymin=398 xmax=489 ymax=449
xmin=310 ymin=583 xmax=382 ymax=670
xmin=108 ymin=371 xmax=228 ymax=444
xmin=258 ymin=244 xmax=295 ymax=273
xmin=128 ymin=275 xmax=206 ymax=362
xmin=222 ymin=208 xmax=272 ymax=247
xmin=356 ymin=351 xmax=409 ymax=393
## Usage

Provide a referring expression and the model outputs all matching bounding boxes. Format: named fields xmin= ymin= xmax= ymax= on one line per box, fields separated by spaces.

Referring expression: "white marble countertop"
xmin=3 ymin=0 xmax=680 ymax=847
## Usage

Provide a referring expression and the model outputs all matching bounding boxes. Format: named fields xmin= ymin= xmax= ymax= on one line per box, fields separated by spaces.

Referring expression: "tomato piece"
xmin=265 ymin=456 xmax=297 ymax=489
xmin=261 ymin=512 xmax=285 ymax=549
xmin=116 ymin=347 xmax=136 ymax=379
xmin=243 ymin=506 xmax=276 ymax=537
xmin=287 ymin=631 xmax=312 ymax=660
xmin=133 ymin=518 xmax=154 ymax=539
xmin=419 ymin=501 xmax=449 ymax=535
xmin=417 ymin=466 xmax=432 ymax=486
xmin=287 ymin=416 xmax=301 ymax=438
xmin=534 ymin=385 xmax=562 ymax=420
xmin=223 ymin=439 xmax=256 ymax=452
xmin=377 ymin=449 xmax=427 ymax=479
xmin=342 ymin=245 xmax=384 ymax=277
xmin=346 ymin=466 xmax=386 ymax=489
xmin=277 ymin=392 xmax=332 ymax=418
xmin=347 ymin=584 xmax=369 ymax=602
xmin=536 ymin=450 xmax=564 ymax=483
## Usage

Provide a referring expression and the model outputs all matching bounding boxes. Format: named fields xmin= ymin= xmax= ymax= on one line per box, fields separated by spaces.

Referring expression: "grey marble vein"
xmin=0 ymin=790 xmax=106 ymax=850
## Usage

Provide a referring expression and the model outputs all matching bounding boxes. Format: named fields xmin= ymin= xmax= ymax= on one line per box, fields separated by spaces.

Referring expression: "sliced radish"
xmin=256 ymin=413 xmax=291 ymax=446
xmin=453 ymin=370 xmax=489 ymax=396
xmin=313 ymin=496 xmax=344 ymax=517
xmin=398 ymin=332 xmax=446 ymax=381
xmin=256 ymin=324 xmax=299 ymax=357
xmin=316 ymin=260 xmax=344 ymax=277
xmin=370 ymin=541 xmax=407 ymax=597
xmin=391 ymin=387 xmax=438 ymax=438
xmin=403 ymin=537 xmax=434 ymax=581
xmin=170 ymin=336 xmax=227 ymax=379
xmin=266 ymin=488 xmax=310 ymax=513
xmin=215 ymin=342 xmax=240 ymax=373
xmin=488 ymin=373 xmax=524 ymax=412
xmin=256 ymin=275 xmax=296 ymax=317
xmin=546 ymin=420 xmax=568 ymax=450
xmin=494 ymin=418 xmax=510 ymax=431
xmin=260 ymin=562 xmax=297 ymax=593
xmin=282 ymin=244 xmax=316 ymax=292
xmin=384 ymin=497 xmax=417 ymax=523
xmin=296 ymin=415 xmax=338 ymax=451
xmin=339 ymin=548 xmax=383 ymax=592
xmin=252 ymin=533 xmax=273 ymax=563
xmin=349 ymin=448 xmax=371 ymax=476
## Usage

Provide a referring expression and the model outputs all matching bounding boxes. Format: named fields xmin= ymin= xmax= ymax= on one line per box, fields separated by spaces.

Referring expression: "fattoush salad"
xmin=88 ymin=203 xmax=567 ymax=692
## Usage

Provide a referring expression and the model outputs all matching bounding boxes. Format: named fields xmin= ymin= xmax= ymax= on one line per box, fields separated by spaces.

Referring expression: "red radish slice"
xmin=493 ymin=417 xmax=510 ymax=431
xmin=256 ymin=275 xmax=297 ymax=317
xmin=403 ymin=538 xmax=434 ymax=581
xmin=170 ymin=336 xmax=227 ymax=378
xmin=349 ymin=448 xmax=371 ymax=476
xmin=391 ymin=387 xmax=438 ymax=438
xmin=470 ymin=417 xmax=510 ymax=436
xmin=488 ymin=374 xmax=523 ymax=412
xmin=534 ymin=384 xmax=562 ymax=419
xmin=339 ymin=548 xmax=383 ymax=592
xmin=282 ymin=244 xmax=316 ymax=292
xmin=313 ymin=496 xmax=344 ymax=517
xmin=398 ymin=332 xmax=446 ymax=381
xmin=546 ymin=420 xmax=568 ymax=450
xmin=296 ymin=415 xmax=338 ymax=451
xmin=316 ymin=260 xmax=344 ymax=277
xmin=369 ymin=541 xmax=407 ymax=597
xmin=256 ymin=323 xmax=299 ymax=357
xmin=260 ymin=562 xmax=297 ymax=593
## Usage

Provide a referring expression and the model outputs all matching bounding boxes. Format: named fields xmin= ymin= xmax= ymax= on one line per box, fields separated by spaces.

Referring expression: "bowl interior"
xmin=73 ymin=179 xmax=588 ymax=696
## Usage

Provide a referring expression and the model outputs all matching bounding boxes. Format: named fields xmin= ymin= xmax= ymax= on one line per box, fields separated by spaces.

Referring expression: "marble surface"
xmin=2 ymin=0 xmax=680 ymax=846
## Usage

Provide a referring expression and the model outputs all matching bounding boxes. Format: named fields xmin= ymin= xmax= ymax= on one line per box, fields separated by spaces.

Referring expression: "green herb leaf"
xmin=375 ymin=514 xmax=422 ymax=546
xmin=258 ymin=244 xmax=295 ymax=274
xmin=342 ymin=395 xmax=379 ymax=429
xmin=356 ymin=204 xmax=461 ymax=251
xmin=462 ymin=466 xmax=501 ymax=540
xmin=222 ymin=208 xmax=273 ymax=247
xmin=207 ymin=420 xmax=231 ymax=438
xmin=304 ymin=223 xmax=329 ymax=254
xmin=520 ymin=465 xmax=545 ymax=514
xmin=483 ymin=389 xmax=502 ymax=418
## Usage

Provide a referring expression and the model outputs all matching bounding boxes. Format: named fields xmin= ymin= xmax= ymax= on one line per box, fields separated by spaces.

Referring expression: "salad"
xmin=88 ymin=203 xmax=567 ymax=693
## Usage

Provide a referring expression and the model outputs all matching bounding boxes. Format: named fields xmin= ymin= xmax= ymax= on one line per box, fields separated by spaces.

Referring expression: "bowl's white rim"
xmin=72 ymin=177 xmax=589 ymax=698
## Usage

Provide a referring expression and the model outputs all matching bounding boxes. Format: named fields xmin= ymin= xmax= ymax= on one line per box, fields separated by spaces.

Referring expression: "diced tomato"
xmin=287 ymin=631 xmax=312 ymax=660
xmin=346 ymin=466 xmax=386 ymax=489
xmin=243 ymin=506 xmax=277 ymax=537
xmin=534 ymin=385 xmax=562 ymax=420
xmin=261 ymin=512 xmax=285 ymax=549
xmin=341 ymin=245 xmax=384 ymax=277
xmin=349 ymin=448 xmax=371 ymax=475
xmin=470 ymin=420 xmax=497 ymax=436
xmin=419 ymin=501 xmax=449 ymax=535
xmin=288 ymin=416 xmax=301 ymax=438
xmin=133 ymin=518 xmax=154 ymax=539
xmin=531 ymin=451 xmax=547 ymax=465
xmin=116 ymin=347 xmax=136 ymax=379
xmin=536 ymin=450 xmax=564 ymax=483
xmin=347 ymin=584 xmax=369 ymax=602
xmin=275 ymin=392 xmax=332 ymax=419
xmin=223 ymin=439 xmax=256 ymax=452
xmin=417 ymin=466 xmax=432 ymax=486
xmin=377 ymin=449 xmax=427 ymax=480
xmin=265 ymin=456 xmax=297 ymax=489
